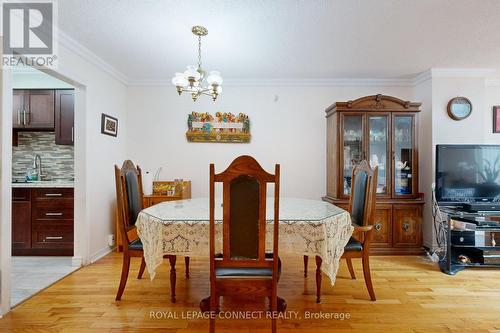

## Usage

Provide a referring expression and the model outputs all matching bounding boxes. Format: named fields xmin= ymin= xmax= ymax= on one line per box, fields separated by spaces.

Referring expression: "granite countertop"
xmin=12 ymin=180 xmax=74 ymax=188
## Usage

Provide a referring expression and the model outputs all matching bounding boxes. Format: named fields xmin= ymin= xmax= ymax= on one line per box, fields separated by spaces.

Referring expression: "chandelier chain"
xmin=198 ymin=36 xmax=202 ymax=69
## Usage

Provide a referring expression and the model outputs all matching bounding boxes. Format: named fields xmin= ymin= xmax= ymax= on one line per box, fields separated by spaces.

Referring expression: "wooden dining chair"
xmin=304 ymin=160 xmax=378 ymax=302
xmin=204 ymin=155 xmax=282 ymax=333
xmin=114 ymin=160 xmax=188 ymax=302
xmin=341 ymin=160 xmax=378 ymax=301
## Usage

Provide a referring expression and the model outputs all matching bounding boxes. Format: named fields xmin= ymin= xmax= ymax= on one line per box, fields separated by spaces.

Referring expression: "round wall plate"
xmin=447 ymin=97 xmax=472 ymax=120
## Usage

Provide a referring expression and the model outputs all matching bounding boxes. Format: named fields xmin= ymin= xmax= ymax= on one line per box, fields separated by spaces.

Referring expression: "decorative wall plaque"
xmin=186 ymin=112 xmax=251 ymax=143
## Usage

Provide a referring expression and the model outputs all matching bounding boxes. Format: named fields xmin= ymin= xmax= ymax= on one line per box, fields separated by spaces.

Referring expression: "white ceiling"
xmin=58 ymin=0 xmax=500 ymax=82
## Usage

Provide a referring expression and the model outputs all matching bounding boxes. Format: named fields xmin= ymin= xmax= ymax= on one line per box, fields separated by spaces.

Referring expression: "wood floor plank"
xmin=1 ymin=253 xmax=499 ymax=332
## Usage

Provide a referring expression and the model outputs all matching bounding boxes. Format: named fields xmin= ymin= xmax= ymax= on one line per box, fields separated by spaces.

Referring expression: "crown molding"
xmin=429 ymin=68 xmax=496 ymax=78
xmin=411 ymin=70 xmax=432 ymax=86
xmin=127 ymin=77 xmax=415 ymax=87
xmin=58 ymin=30 xmax=128 ymax=85
xmin=485 ymin=78 xmax=500 ymax=87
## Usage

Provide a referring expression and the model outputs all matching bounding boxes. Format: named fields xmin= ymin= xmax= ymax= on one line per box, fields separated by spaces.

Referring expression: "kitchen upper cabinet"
xmin=26 ymin=90 xmax=55 ymax=128
xmin=13 ymin=90 xmax=55 ymax=129
xmin=13 ymin=89 xmax=74 ymax=146
xmin=55 ymin=90 xmax=75 ymax=145
xmin=13 ymin=90 xmax=25 ymax=129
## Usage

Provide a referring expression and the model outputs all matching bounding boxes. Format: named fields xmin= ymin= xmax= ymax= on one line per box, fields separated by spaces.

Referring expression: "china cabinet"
xmin=323 ymin=94 xmax=424 ymax=254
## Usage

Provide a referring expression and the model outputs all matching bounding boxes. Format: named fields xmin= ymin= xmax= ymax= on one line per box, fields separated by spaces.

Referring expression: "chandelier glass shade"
xmin=171 ymin=26 xmax=223 ymax=102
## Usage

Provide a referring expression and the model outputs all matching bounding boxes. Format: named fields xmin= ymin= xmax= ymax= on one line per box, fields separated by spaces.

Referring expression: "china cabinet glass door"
xmin=393 ymin=115 xmax=415 ymax=196
xmin=341 ymin=114 xmax=364 ymax=196
xmin=368 ymin=115 xmax=390 ymax=196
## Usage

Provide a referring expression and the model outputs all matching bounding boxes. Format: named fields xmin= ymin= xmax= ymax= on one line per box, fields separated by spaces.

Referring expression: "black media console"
xmin=439 ymin=206 xmax=500 ymax=275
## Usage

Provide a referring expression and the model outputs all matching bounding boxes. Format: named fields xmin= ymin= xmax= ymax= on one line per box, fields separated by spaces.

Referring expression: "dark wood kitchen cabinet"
xmin=13 ymin=89 xmax=55 ymax=129
xmin=12 ymin=187 xmax=74 ymax=256
xmin=12 ymin=90 xmax=25 ymax=129
xmin=12 ymin=189 xmax=31 ymax=249
xmin=13 ymin=89 xmax=74 ymax=146
xmin=55 ymin=90 xmax=75 ymax=145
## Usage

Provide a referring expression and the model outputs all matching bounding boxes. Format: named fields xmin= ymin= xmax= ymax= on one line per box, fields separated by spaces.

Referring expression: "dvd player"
xmin=462 ymin=202 xmax=500 ymax=212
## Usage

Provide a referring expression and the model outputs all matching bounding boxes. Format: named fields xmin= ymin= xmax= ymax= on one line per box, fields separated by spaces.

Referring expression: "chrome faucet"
xmin=33 ymin=154 xmax=46 ymax=180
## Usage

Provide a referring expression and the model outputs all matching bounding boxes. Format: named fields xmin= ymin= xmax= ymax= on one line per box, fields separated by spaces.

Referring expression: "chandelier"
xmin=171 ymin=26 xmax=223 ymax=102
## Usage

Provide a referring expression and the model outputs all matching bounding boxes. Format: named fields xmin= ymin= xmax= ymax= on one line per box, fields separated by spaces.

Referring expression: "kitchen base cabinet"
xmin=12 ymin=187 xmax=74 ymax=256
xmin=12 ymin=189 xmax=31 ymax=249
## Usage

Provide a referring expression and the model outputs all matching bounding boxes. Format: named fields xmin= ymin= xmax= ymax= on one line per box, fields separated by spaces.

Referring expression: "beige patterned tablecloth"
xmin=136 ymin=198 xmax=353 ymax=285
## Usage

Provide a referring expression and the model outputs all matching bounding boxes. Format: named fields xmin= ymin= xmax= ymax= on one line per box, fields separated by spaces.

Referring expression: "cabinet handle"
xmin=71 ymin=127 xmax=74 ymax=142
xmin=22 ymin=109 xmax=26 ymax=126
xmin=45 ymin=193 xmax=63 ymax=197
xmin=45 ymin=212 xmax=63 ymax=216
xmin=402 ymin=222 xmax=410 ymax=232
xmin=45 ymin=236 xmax=63 ymax=241
xmin=374 ymin=223 xmax=382 ymax=231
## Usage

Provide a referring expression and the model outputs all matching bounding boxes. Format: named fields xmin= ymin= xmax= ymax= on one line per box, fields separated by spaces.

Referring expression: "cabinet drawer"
xmin=12 ymin=188 xmax=31 ymax=201
xmin=33 ymin=188 xmax=74 ymax=199
xmin=393 ymin=206 xmax=422 ymax=247
xmin=32 ymin=200 xmax=73 ymax=219
xmin=32 ymin=223 xmax=73 ymax=248
xmin=371 ymin=205 xmax=392 ymax=248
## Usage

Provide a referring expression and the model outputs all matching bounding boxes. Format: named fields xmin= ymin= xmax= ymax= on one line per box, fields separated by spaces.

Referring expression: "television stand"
xmin=439 ymin=206 xmax=500 ymax=275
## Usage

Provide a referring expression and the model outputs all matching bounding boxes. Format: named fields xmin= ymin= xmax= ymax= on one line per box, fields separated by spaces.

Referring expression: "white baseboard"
xmin=71 ymin=256 xmax=83 ymax=267
xmin=89 ymin=246 xmax=116 ymax=264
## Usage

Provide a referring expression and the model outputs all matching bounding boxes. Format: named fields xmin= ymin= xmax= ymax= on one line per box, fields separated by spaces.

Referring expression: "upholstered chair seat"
xmin=127 ymin=238 xmax=143 ymax=251
xmin=344 ymin=237 xmax=363 ymax=252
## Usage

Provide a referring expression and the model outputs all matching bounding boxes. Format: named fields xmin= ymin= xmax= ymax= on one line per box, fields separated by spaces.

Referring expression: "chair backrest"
xmin=209 ymin=155 xmax=280 ymax=271
xmin=114 ymin=160 xmax=144 ymax=246
xmin=349 ymin=160 xmax=378 ymax=226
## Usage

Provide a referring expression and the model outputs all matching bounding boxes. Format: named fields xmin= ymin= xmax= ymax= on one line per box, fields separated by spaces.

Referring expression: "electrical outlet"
xmin=108 ymin=234 xmax=115 ymax=247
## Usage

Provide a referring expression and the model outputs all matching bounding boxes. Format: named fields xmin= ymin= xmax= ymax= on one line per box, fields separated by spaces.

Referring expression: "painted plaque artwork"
xmin=186 ymin=112 xmax=251 ymax=143
xmin=494 ymin=106 xmax=500 ymax=133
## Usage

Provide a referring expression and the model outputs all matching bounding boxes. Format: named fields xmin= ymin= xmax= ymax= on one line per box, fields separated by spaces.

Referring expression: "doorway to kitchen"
xmin=10 ymin=67 xmax=78 ymax=307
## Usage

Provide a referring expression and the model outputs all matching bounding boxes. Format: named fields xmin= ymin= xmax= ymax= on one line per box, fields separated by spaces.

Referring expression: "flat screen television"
xmin=436 ymin=145 xmax=500 ymax=203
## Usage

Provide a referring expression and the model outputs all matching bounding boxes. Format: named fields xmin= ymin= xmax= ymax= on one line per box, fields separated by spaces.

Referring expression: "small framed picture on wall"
xmin=101 ymin=113 xmax=118 ymax=137
xmin=494 ymin=106 xmax=500 ymax=133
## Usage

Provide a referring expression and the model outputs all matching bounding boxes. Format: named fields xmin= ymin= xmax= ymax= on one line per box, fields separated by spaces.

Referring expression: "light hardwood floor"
xmin=1 ymin=252 xmax=500 ymax=332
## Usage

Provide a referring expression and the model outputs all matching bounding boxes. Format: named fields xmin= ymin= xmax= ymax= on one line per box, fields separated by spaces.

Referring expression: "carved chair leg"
xmin=137 ymin=257 xmax=146 ymax=279
xmin=362 ymin=255 xmax=376 ymax=301
xmin=346 ymin=258 xmax=356 ymax=279
xmin=185 ymin=256 xmax=190 ymax=279
xmin=116 ymin=253 xmax=131 ymax=301
xmin=315 ymin=255 xmax=322 ymax=303
xmin=169 ymin=255 xmax=177 ymax=303
xmin=303 ymin=255 xmax=308 ymax=277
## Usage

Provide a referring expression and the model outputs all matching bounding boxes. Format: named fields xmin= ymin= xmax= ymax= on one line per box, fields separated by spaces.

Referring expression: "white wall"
xmin=413 ymin=78 xmax=433 ymax=248
xmin=55 ymin=41 xmax=128 ymax=262
xmin=1 ymin=38 xmax=128 ymax=316
xmin=126 ymin=85 xmax=412 ymax=199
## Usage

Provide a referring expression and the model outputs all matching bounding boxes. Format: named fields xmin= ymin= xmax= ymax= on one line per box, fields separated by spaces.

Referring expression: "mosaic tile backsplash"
xmin=12 ymin=132 xmax=74 ymax=182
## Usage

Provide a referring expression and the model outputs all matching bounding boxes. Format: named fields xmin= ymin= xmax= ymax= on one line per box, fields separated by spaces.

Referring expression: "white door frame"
xmin=0 ymin=63 xmax=89 ymax=315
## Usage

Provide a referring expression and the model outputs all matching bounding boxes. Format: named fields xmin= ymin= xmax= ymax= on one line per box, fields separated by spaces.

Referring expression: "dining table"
xmin=135 ymin=197 xmax=353 ymax=302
